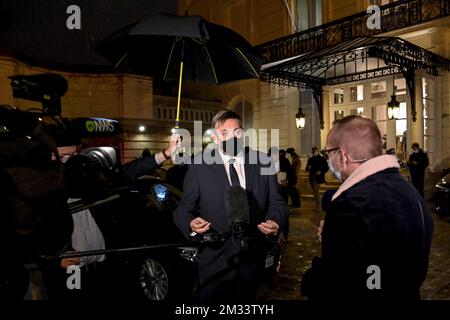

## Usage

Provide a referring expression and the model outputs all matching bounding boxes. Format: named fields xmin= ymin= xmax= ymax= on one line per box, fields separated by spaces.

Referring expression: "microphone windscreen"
xmin=224 ymin=185 xmax=249 ymax=225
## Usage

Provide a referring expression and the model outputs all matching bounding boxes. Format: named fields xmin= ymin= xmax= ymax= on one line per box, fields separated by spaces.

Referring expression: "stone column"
xmin=320 ymin=85 xmax=330 ymax=149
xmin=407 ymin=70 xmax=425 ymax=157
xmin=386 ymin=74 xmax=396 ymax=152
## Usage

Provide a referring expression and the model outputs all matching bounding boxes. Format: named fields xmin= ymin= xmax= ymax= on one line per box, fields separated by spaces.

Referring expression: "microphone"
xmin=225 ymin=185 xmax=250 ymax=250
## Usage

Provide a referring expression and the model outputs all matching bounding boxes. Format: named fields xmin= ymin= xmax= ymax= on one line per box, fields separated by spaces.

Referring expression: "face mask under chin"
xmin=221 ymin=137 xmax=244 ymax=156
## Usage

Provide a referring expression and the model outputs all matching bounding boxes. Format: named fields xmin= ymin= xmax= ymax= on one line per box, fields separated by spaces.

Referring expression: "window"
xmin=423 ymin=77 xmax=433 ymax=100
xmin=296 ymin=0 xmax=322 ymax=32
xmin=334 ymin=110 xmax=344 ymax=121
xmin=333 ymin=88 xmax=344 ymax=104
xmin=350 ymin=107 xmax=364 ymax=116
xmin=423 ymin=77 xmax=434 ymax=165
xmin=350 ymin=85 xmax=364 ymax=102
xmin=395 ymin=102 xmax=407 ymax=137
xmin=371 ymin=81 xmax=386 ymax=99
xmin=394 ymin=78 xmax=407 ymax=96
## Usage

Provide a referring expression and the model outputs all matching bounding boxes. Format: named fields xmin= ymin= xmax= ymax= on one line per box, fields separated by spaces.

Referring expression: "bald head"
xmin=329 ymin=115 xmax=382 ymax=160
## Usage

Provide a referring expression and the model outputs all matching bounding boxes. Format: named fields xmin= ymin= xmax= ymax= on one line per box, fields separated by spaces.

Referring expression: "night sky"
xmin=0 ymin=0 xmax=177 ymax=68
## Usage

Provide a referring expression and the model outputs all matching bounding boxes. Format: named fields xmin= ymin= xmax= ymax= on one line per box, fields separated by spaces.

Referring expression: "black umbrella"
xmin=96 ymin=14 xmax=262 ymax=128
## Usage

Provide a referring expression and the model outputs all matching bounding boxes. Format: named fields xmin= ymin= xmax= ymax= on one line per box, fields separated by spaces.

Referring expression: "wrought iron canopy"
xmin=261 ymin=36 xmax=450 ymax=86
xmin=261 ymin=36 xmax=450 ymax=128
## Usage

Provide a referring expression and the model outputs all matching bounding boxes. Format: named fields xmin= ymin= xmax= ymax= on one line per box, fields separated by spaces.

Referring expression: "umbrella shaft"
xmin=176 ymin=60 xmax=183 ymax=126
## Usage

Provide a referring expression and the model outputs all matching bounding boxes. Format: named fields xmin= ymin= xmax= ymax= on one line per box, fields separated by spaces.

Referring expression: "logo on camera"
xmin=85 ymin=119 xmax=115 ymax=133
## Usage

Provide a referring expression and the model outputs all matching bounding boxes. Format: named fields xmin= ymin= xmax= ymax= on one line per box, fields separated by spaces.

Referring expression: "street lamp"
xmin=387 ymin=94 xmax=400 ymax=119
xmin=387 ymin=73 xmax=400 ymax=120
xmin=296 ymin=90 xmax=307 ymax=129
xmin=295 ymin=107 xmax=306 ymax=129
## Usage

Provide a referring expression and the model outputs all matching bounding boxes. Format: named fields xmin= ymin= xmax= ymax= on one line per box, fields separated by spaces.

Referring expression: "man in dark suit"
xmin=306 ymin=147 xmax=329 ymax=210
xmin=407 ymin=142 xmax=429 ymax=197
xmin=173 ymin=110 xmax=288 ymax=301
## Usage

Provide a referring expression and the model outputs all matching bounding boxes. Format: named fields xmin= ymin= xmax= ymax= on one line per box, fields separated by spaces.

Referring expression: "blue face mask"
xmin=327 ymin=150 xmax=368 ymax=182
xmin=328 ymin=151 xmax=342 ymax=182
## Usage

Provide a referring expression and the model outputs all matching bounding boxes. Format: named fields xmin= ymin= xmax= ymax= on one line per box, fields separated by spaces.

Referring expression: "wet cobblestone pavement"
xmin=257 ymin=175 xmax=450 ymax=300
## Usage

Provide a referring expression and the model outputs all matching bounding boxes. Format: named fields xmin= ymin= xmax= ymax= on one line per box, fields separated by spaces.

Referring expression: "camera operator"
xmin=41 ymin=130 xmax=180 ymax=300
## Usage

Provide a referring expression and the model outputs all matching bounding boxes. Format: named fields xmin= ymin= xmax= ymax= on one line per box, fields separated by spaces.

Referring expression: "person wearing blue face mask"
xmin=300 ymin=115 xmax=433 ymax=301
xmin=326 ymin=146 xmax=367 ymax=182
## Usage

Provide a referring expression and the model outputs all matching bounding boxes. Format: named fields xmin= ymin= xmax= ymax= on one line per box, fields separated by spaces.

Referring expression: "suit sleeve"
xmin=305 ymin=158 xmax=311 ymax=172
xmin=173 ymin=164 xmax=200 ymax=239
xmin=266 ymin=173 xmax=289 ymax=230
xmin=122 ymin=155 xmax=159 ymax=179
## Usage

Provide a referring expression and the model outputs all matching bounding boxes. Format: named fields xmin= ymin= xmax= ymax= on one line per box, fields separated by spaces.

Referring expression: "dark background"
xmin=0 ymin=0 xmax=178 ymax=68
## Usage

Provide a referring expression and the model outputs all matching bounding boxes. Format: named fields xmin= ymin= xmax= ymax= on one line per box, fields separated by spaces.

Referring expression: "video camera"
xmin=1 ymin=73 xmax=126 ymax=259
xmin=6 ymin=74 xmax=126 ymax=199
xmin=9 ymin=73 xmax=68 ymax=116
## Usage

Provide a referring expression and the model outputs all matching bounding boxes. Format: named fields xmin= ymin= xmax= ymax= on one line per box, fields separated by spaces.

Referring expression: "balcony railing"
xmin=256 ymin=0 xmax=450 ymax=63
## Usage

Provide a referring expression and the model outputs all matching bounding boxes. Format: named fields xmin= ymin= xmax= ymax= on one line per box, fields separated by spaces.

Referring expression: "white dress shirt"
xmin=68 ymin=198 xmax=106 ymax=267
xmin=218 ymin=149 xmax=246 ymax=189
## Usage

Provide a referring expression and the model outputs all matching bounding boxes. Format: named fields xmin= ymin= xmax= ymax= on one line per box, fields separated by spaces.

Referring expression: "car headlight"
xmin=153 ymin=184 xmax=169 ymax=202
xmin=177 ymin=247 xmax=198 ymax=263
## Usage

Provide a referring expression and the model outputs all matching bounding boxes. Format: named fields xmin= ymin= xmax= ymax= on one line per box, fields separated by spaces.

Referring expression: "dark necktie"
xmin=228 ymin=159 xmax=241 ymax=186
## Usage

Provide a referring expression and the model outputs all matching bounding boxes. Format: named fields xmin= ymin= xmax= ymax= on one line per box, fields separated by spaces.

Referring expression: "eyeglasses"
xmin=320 ymin=147 xmax=340 ymax=159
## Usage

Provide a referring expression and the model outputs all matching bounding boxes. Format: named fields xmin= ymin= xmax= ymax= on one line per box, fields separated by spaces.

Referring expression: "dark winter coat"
xmin=301 ymin=155 xmax=433 ymax=300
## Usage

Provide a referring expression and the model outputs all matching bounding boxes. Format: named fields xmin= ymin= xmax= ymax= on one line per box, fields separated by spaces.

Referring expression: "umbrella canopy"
xmin=96 ymin=14 xmax=262 ymax=85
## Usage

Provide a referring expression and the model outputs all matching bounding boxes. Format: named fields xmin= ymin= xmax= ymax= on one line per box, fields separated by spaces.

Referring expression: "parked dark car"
xmin=77 ymin=177 xmax=198 ymax=301
xmin=433 ymin=168 xmax=450 ymax=223
xmin=83 ymin=175 xmax=282 ymax=299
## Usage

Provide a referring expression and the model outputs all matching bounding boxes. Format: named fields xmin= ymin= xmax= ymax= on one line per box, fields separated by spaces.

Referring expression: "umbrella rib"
xmin=204 ymin=47 xmax=219 ymax=85
xmin=164 ymin=40 xmax=179 ymax=80
xmin=235 ymin=47 xmax=259 ymax=78
xmin=115 ymin=51 xmax=129 ymax=68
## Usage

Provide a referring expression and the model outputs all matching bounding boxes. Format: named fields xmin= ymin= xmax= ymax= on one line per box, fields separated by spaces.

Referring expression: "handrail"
xmin=256 ymin=0 xmax=450 ymax=63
